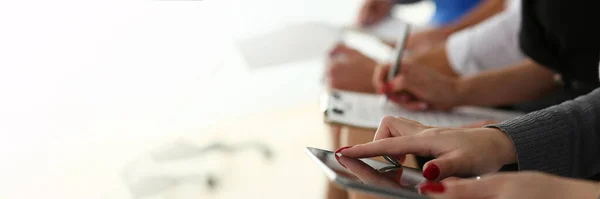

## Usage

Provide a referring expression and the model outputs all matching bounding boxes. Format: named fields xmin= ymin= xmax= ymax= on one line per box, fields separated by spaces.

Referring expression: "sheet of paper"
xmin=324 ymin=90 xmax=524 ymax=128
xmin=236 ymin=22 xmax=342 ymax=69
xmin=353 ymin=17 xmax=410 ymax=43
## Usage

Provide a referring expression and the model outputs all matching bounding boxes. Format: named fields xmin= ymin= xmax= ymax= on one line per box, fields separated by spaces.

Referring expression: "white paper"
xmin=236 ymin=22 xmax=342 ymax=69
xmin=354 ymin=17 xmax=410 ymax=43
xmin=324 ymin=90 xmax=524 ymax=128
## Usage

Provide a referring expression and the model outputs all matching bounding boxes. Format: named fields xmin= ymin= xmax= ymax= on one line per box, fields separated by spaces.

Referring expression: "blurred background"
xmin=0 ymin=0 xmax=432 ymax=198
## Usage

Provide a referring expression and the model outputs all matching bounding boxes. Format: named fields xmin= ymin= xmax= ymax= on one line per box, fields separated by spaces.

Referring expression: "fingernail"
xmin=418 ymin=182 xmax=445 ymax=194
xmin=334 ymin=146 xmax=352 ymax=169
xmin=335 ymin=146 xmax=353 ymax=156
xmin=423 ymin=164 xmax=440 ymax=180
xmin=385 ymin=83 xmax=392 ymax=92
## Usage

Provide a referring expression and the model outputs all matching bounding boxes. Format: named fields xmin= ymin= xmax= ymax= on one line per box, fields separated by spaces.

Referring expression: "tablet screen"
xmin=306 ymin=147 xmax=428 ymax=199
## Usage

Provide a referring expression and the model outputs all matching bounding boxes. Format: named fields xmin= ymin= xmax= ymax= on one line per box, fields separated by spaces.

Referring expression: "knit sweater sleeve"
xmin=489 ymin=88 xmax=600 ymax=178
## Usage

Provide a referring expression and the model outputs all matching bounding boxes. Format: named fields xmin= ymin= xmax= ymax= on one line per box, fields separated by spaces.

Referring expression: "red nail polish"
xmin=385 ymin=83 xmax=392 ymax=92
xmin=335 ymin=146 xmax=353 ymax=156
xmin=334 ymin=146 xmax=352 ymax=169
xmin=418 ymin=182 xmax=445 ymax=194
xmin=423 ymin=164 xmax=440 ymax=180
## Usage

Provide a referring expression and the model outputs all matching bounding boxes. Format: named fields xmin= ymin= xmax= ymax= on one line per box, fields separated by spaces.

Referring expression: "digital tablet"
xmin=305 ymin=147 xmax=428 ymax=199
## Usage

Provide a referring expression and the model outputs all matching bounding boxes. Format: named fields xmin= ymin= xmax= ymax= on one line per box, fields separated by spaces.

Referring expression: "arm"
xmin=456 ymin=59 xmax=557 ymax=106
xmin=405 ymin=0 xmax=507 ymax=52
xmin=490 ymin=88 xmax=600 ymax=179
xmin=405 ymin=44 xmax=458 ymax=77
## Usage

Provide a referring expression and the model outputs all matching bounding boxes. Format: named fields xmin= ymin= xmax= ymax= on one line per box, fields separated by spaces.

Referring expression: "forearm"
xmin=438 ymin=0 xmax=506 ymax=35
xmin=491 ymin=88 xmax=600 ymax=178
xmin=406 ymin=43 xmax=458 ymax=77
xmin=456 ymin=59 xmax=556 ymax=107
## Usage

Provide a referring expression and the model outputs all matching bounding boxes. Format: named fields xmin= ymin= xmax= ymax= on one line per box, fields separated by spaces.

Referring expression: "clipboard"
xmin=321 ymin=90 xmax=524 ymax=129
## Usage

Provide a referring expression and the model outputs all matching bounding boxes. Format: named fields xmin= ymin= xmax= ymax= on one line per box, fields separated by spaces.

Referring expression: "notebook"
xmin=322 ymin=90 xmax=524 ymax=128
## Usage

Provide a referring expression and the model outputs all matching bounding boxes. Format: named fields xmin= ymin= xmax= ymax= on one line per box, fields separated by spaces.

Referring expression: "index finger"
xmin=373 ymin=116 xmax=425 ymax=142
xmin=339 ymin=135 xmax=434 ymax=159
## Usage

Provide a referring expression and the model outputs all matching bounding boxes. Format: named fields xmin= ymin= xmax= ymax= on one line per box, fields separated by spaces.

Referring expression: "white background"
xmin=0 ymin=0 xmax=431 ymax=198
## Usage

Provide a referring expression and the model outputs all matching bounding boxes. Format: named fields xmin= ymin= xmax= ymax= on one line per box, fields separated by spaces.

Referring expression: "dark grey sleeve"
xmin=489 ymin=88 xmax=600 ymax=179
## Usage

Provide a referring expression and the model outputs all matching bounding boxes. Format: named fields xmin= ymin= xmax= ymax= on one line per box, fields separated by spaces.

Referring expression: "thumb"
xmin=373 ymin=63 xmax=390 ymax=94
xmin=422 ymin=155 xmax=461 ymax=181
xmin=388 ymin=75 xmax=407 ymax=92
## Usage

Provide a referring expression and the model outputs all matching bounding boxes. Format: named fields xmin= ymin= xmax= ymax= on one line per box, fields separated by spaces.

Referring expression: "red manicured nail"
xmin=335 ymin=146 xmax=353 ymax=156
xmin=418 ymin=182 xmax=445 ymax=194
xmin=334 ymin=146 xmax=352 ymax=169
xmin=423 ymin=164 xmax=440 ymax=180
xmin=385 ymin=83 xmax=392 ymax=92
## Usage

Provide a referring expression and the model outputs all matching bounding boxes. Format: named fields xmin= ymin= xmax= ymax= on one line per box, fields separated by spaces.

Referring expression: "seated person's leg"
xmin=325 ymin=124 xmax=349 ymax=199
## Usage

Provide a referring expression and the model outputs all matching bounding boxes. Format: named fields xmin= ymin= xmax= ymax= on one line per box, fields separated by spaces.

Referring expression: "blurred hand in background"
xmin=326 ymin=43 xmax=378 ymax=93
xmin=373 ymin=63 xmax=461 ymax=111
xmin=356 ymin=0 xmax=395 ymax=26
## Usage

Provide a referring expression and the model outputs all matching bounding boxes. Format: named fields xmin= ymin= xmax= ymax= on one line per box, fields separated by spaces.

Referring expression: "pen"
xmin=384 ymin=22 xmax=411 ymax=106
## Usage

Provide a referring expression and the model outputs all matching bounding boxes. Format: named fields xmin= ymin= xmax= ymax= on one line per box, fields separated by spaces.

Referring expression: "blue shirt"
xmin=398 ymin=0 xmax=482 ymax=26
xmin=431 ymin=0 xmax=481 ymax=25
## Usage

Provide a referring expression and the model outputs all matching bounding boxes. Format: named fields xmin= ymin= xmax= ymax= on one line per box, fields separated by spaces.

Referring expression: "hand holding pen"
xmin=373 ymin=61 xmax=461 ymax=111
xmin=372 ymin=22 xmax=461 ymax=111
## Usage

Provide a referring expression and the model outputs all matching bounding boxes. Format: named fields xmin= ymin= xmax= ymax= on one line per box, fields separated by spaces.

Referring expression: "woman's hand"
xmin=338 ymin=116 xmax=517 ymax=180
xmin=372 ymin=63 xmax=463 ymax=111
xmin=356 ymin=0 xmax=395 ymax=26
xmin=419 ymin=172 xmax=600 ymax=199
xmin=326 ymin=43 xmax=378 ymax=93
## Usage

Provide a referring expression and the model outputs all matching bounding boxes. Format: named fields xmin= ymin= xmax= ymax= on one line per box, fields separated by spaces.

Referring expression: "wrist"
xmin=560 ymin=177 xmax=600 ymax=199
xmin=450 ymin=77 xmax=468 ymax=107
xmin=487 ymin=127 xmax=517 ymax=166
xmin=436 ymin=26 xmax=455 ymax=38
